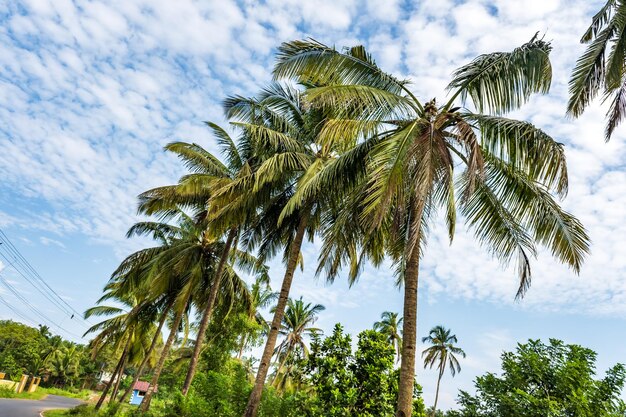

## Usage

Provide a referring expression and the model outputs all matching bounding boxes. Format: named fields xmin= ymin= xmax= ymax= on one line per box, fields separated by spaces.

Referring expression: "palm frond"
xmin=447 ymin=34 xmax=552 ymax=114
xmin=604 ymin=79 xmax=626 ymax=140
xmin=274 ymin=39 xmax=408 ymax=94
xmin=568 ymin=21 xmax=616 ymax=117
xmin=205 ymin=122 xmax=243 ymax=171
xmin=469 ymin=114 xmax=568 ymax=196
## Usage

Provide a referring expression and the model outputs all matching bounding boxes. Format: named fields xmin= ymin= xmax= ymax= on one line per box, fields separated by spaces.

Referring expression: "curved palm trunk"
xmin=118 ymin=304 xmax=171 ymax=404
xmin=432 ymin=366 xmax=445 ymax=416
xmin=181 ymin=228 xmax=236 ymax=396
xmin=396 ymin=200 xmax=425 ymax=417
xmin=243 ymin=216 xmax=308 ymax=417
xmin=95 ymin=335 xmax=131 ymax=410
xmin=110 ymin=351 xmax=128 ymax=401
xmin=271 ymin=349 xmax=291 ymax=388
xmin=140 ymin=298 xmax=188 ymax=412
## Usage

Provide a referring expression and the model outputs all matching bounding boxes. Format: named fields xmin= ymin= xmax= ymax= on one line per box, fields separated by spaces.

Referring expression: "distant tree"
xmin=0 ymin=320 xmax=47 ymax=378
xmin=306 ymin=324 xmax=357 ymax=416
xmin=422 ymin=326 xmax=465 ymax=415
xmin=48 ymin=344 xmax=80 ymax=388
xmin=352 ymin=330 xmax=396 ymax=415
xmin=374 ymin=312 xmax=403 ymax=362
xmin=273 ymin=297 xmax=325 ymax=384
xmin=448 ymin=339 xmax=626 ymax=417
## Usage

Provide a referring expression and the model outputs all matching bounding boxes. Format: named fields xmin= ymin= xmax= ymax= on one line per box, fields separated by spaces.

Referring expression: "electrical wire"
xmin=0 ymin=229 xmax=91 ymax=325
xmin=0 ymin=274 xmax=84 ymax=340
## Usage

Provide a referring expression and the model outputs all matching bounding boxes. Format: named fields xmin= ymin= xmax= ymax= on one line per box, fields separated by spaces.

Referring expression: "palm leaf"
xmin=447 ymin=34 xmax=552 ymax=114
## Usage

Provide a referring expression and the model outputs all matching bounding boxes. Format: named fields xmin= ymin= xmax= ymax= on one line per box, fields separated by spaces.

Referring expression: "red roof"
xmin=133 ymin=381 xmax=156 ymax=392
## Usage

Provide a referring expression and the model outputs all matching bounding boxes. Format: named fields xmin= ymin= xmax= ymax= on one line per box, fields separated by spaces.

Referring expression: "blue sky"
xmin=1 ymin=0 xmax=625 ymax=410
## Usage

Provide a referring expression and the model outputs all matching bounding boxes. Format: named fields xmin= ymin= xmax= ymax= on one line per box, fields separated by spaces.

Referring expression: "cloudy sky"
xmin=1 ymin=0 xmax=625 ymax=410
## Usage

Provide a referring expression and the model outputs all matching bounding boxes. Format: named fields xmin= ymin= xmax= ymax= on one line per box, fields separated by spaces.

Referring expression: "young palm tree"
xmin=374 ymin=311 xmax=403 ymax=362
xmin=237 ymin=278 xmax=277 ymax=359
xmin=422 ymin=326 xmax=465 ymax=415
xmin=568 ymin=0 xmax=626 ymax=140
xmin=84 ymin=290 xmax=155 ymax=410
xmin=274 ymin=37 xmax=590 ymax=417
xmin=272 ymin=297 xmax=325 ymax=382
xmin=48 ymin=344 xmax=80 ymax=388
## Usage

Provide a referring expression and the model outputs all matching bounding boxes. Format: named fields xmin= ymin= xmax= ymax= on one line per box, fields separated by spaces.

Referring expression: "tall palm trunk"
xmin=118 ymin=303 xmax=171 ymax=404
xmin=396 ymin=199 xmax=425 ymax=417
xmin=110 ymin=350 xmax=128 ymax=401
xmin=243 ymin=216 xmax=308 ymax=417
xmin=140 ymin=296 xmax=189 ymax=412
xmin=432 ymin=365 xmax=445 ymax=416
xmin=95 ymin=335 xmax=131 ymax=410
xmin=181 ymin=228 xmax=236 ymax=396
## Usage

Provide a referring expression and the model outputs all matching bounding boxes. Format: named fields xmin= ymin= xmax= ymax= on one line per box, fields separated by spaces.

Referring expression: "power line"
xmin=0 ymin=230 xmax=75 ymax=316
xmin=0 ymin=273 xmax=84 ymax=340
xmin=0 ymin=229 xmax=91 ymax=325
xmin=0 ymin=293 xmax=38 ymax=326
xmin=0 ymin=249 xmax=74 ymax=317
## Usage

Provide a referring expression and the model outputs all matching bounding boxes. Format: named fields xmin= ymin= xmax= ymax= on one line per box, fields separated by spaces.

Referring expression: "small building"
xmin=129 ymin=380 xmax=156 ymax=405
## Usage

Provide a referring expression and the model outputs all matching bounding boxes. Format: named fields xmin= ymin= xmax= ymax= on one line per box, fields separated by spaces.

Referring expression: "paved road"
xmin=0 ymin=395 xmax=83 ymax=417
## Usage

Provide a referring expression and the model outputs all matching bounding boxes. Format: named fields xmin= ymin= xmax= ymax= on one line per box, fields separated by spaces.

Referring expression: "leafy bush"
xmin=0 ymin=385 xmax=16 ymax=398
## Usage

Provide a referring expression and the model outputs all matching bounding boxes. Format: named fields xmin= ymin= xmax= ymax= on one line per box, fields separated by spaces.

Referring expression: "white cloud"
xmin=39 ymin=236 xmax=66 ymax=249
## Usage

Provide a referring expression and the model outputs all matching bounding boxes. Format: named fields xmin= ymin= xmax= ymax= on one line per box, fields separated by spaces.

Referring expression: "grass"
xmin=43 ymin=386 xmax=92 ymax=400
xmin=42 ymin=410 xmax=70 ymax=417
xmin=43 ymin=403 xmax=134 ymax=417
xmin=0 ymin=385 xmax=93 ymax=401
xmin=0 ymin=385 xmax=48 ymax=399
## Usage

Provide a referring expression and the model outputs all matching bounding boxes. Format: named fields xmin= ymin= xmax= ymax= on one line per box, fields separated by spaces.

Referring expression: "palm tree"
xmin=84 ymin=290 xmax=155 ymax=410
xmin=274 ymin=37 xmax=590 ymax=417
xmin=568 ymin=0 xmax=626 ymax=140
xmin=48 ymin=344 xmax=80 ymax=388
xmin=138 ymin=127 xmax=266 ymax=396
xmin=206 ymin=84 xmax=348 ymax=417
xmin=374 ymin=312 xmax=403 ymax=362
xmin=119 ymin=215 xmax=255 ymax=410
xmin=272 ymin=297 xmax=325 ymax=383
xmin=422 ymin=326 xmax=465 ymax=415
xmin=237 ymin=278 xmax=277 ymax=359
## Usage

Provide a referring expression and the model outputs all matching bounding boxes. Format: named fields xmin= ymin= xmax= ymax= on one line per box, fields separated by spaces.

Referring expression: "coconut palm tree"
xmin=119 ymin=215 xmax=256 ymax=410
xmin=138 ymin=126 xmax=268 ymax=396
xmin=48 ymin=344 xmax=80 ymax=388
xmin=422 ymin=326 xmax=465 ymax=415
xmin=374 ymin=312 xmax=403 ymax=362
xmin=198 ymin=83 xmax=351 ymax=417
xmin=84 ymin=289 xmax=156 ymax=410
xmin=272 ymin=297 xmax=325 ymax=382
xmin=568 ymin=0 xmax=626 ymax=140
xmin=273 ymin=37 xmax=590 ymax=417
xmin=237 ymin=278 xmax=277 ymax=359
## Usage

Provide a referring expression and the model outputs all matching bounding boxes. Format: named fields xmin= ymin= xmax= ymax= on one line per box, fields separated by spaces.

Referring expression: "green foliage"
xmin=0 ymin=320 xmax=47 ymax=378
xmin=154 ymin=359 xmax=301 ymax=417
xmin=302 ymin=324 xmax=425 ymax=417
xmin=450 ymin=339 xmax=626 ymax=417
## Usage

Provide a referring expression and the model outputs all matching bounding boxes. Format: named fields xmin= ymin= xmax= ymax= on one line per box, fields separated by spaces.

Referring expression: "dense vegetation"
xmin=0 ymin=320 xmax=110 ymax=390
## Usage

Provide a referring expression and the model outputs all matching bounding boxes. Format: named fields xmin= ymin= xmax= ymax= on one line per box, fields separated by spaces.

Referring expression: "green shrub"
xmin=0 ymin=385 xmax=16 ymax=398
